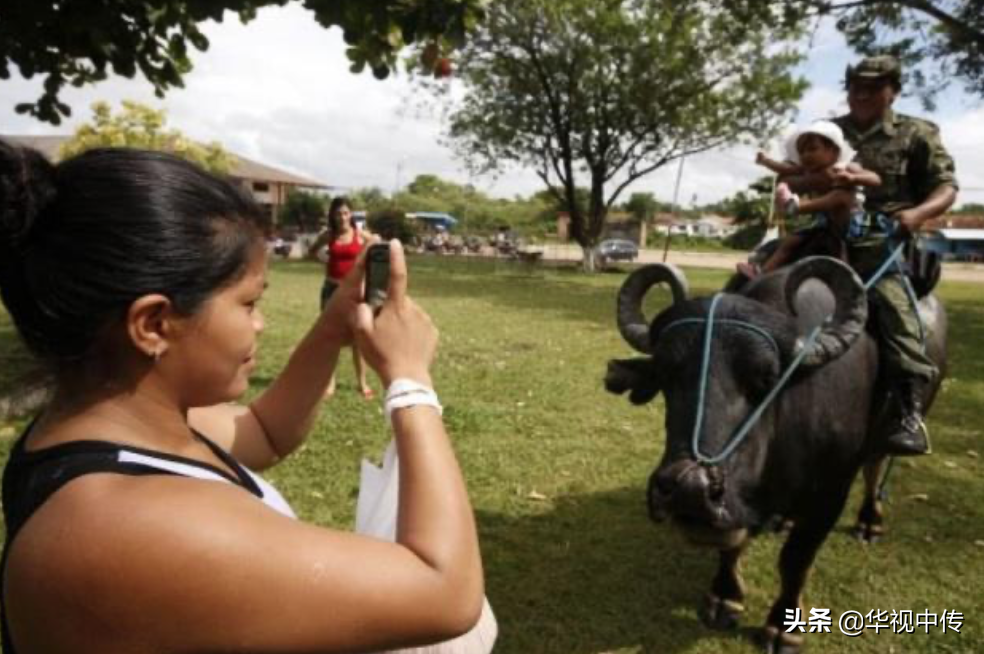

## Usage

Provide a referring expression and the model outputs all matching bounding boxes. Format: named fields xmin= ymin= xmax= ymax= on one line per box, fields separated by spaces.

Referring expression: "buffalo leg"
xmin=701 ymin=545 xmax=747 ymax=630
xmin=854 ymin=457 xmax=888 ymax=543
xmin=761 ymin=483 xmax=851 ymax=654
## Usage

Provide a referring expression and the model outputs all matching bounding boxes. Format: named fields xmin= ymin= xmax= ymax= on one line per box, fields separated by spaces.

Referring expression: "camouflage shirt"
xmin=833 ymin=110 xmax=958 ymax=216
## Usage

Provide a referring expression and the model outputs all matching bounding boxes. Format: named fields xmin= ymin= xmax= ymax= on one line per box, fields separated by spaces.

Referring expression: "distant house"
xmin=1 ymin=134 xmax=328 ymax=225
xmin=556 ymin=212 xmax=572 ymax=241
xmin=923 ymin=215 xmax=984 ymax=231
xmin=650 ymin=212 xmax=679 ymax=236
xmin=224 ymin=154 xmax=328 ymax=224
xmin=920 ymin=214 xmax=984 ymax=261
xmin=650 ymin=212 xmax=738 ymax=239
xmin=692 ymin=214 xmax=739 ymax=239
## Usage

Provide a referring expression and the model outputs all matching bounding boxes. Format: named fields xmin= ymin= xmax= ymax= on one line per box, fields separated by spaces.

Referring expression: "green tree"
xmin=406 ymin=173 xmax=458 ymax=196
xmin=951 ymin=202 xmax=984 ymax=215
xmin=713 ymin=175 xmax=776 ymax=250
xmin=528 ymin=187 xmax=589 ymax=220
xmin=2 ymin=0 xmax=487 ymax=124
xmin=395 ymin=174 xmax=510 ymax=234
xmin=723 ymin=190 xmax=770 ymax=226
xmin=437 ymin=0 xmax=806 ymax=270
xmin=280 ymin=189 xmax=327 ymax=233
xmin=732 ymin=1 xmax=984 ymax=104
xmin=59 ymin=100 xmax=233 ymax=174
xmin=623 ymin=192 xmax=665 ymax=223
xmin=349 ymin=186 xmax=390 ymax=213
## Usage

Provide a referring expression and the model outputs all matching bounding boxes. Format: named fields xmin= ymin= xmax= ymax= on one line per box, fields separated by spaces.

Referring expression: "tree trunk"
xmin=581 ymin=244 xmax=599 ymax=272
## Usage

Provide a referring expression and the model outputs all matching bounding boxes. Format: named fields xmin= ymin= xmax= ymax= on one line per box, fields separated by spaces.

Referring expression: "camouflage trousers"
xmin=849 ymin=236 xmax=938 ymax=383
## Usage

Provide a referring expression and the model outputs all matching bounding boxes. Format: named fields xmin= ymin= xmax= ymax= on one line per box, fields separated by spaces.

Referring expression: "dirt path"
xmin=539 ymin=244 xmax=984 ymax=283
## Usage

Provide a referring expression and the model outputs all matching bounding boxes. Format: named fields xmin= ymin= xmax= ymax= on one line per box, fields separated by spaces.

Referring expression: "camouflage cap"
xmin=845 ymin=55 xmax=902 ymax=87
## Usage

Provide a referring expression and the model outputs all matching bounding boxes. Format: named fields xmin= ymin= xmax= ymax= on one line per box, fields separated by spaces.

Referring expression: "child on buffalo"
xmin=738 ymin=120 xmax=881 ymax=278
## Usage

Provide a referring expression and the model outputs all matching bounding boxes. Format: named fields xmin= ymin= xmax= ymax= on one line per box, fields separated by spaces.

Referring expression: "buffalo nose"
xmin=650 ymin=460 xmax=725 ymax=522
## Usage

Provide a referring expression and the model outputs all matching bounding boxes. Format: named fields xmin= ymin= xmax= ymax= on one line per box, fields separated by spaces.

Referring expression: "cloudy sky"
xmin=2 ymin=4 xmax=983 ymax=208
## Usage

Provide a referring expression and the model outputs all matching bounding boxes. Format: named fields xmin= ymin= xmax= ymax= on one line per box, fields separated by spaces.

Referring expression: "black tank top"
xmin=0 ymin=428 xmax=265 ymax=654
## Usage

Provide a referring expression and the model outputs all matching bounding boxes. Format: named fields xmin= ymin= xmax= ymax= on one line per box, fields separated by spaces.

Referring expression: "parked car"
xmin=596 ymin=238 xmax=639 ymax=263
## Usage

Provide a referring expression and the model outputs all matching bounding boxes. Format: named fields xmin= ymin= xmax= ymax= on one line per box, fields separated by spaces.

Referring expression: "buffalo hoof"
xmin=852 ymin=521 xmax=885 ymax=544
xmin=758 ymin=625 xmax=804 ymax=654
xmin=700 ymin=593 xmax=744 ymax=631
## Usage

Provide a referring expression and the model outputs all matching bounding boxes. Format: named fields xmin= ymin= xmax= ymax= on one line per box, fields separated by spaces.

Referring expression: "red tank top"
xmin=327 ymin=230 xmax=362 ymax=281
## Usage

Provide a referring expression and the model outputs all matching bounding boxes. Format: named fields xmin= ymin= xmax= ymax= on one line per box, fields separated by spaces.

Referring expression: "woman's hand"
xmin=351 ymin=240 xmax=437 ymax=387
xmin=318 ymin=250 xmax=370 ymax=346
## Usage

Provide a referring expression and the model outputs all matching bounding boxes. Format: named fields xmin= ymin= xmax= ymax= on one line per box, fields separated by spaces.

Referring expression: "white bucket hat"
xmin=784 ymin=120 xmax=856 ymax=165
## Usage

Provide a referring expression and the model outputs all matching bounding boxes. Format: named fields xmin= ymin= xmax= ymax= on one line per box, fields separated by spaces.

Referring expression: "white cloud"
xmin=2 ymin=4 xmax=982 ymax=207
xmin=939 ymin=107 xmax=984 ymax=205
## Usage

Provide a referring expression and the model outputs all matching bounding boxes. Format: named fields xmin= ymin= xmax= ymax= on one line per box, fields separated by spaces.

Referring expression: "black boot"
xmin=884 ymin=378 xmax=931 ymax=456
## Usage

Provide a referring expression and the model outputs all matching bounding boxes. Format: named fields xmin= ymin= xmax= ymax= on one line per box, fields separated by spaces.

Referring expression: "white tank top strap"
xmin=116 ymin=449 xmax=297 ymax=519
xmin=242 ymin=469 xmax=297 ymax=519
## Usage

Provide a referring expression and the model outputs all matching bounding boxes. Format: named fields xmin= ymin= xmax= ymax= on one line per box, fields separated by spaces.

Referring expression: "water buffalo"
xmin=605 ymin=256 xmax=946 ymax=653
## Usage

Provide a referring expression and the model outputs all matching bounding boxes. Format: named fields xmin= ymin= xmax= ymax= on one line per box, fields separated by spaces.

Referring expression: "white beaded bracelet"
xmin=384 ymin=378 xmax=443 ymax=425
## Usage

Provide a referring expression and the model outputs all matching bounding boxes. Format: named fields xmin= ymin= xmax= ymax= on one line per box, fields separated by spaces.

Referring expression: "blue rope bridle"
xmin=864 ymin=238 xmax=925 ymax=342
xmin=666 ymin=237 xmax=923 ymax=468
xmin=662 ymin=293 xmax=824 ymax=466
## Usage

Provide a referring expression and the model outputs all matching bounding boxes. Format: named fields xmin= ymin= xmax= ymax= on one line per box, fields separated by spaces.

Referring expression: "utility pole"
xmin=662 ymin=154 xmax=686 ymax=263
xmin=393 ymin=156 xmax=407 ymax=196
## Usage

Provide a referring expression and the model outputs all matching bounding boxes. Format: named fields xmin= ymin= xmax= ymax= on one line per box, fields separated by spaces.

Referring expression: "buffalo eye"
xmin=733 ymin=341 xmax=780 ymax=400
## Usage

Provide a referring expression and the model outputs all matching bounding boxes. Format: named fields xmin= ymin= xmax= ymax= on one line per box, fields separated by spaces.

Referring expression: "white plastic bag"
xmin=356 ymin=440 xmax=402 ymax=540
xmin=356 ymin=440 xmax=498 ymax=654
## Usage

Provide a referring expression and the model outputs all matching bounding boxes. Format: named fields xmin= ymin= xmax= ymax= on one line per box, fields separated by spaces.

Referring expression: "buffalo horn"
xmin=617 ymin=263 xmax=689 ymax=354
xmin=784 ymin=256 xmax=868 ymax=367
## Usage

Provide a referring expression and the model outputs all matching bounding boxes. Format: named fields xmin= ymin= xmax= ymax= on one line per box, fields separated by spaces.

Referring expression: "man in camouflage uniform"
xmin=830 ymin=55 xmax=958 ymax=455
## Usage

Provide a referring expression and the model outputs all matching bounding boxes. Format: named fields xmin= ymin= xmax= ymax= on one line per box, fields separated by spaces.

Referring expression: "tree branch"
xmin=828 ymin=0 xmax=984 ymax=44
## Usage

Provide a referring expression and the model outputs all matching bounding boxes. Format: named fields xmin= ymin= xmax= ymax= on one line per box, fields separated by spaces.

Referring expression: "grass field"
xmin=1 ymin=255 xmax=982 ymax=653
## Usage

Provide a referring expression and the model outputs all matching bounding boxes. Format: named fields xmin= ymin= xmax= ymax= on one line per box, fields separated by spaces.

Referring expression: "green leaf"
xmin=188 ymin=32 xmax=210 ymax=51
xmin=2 ymin=0 xmax=491 ymax=124
xmin=371 ymin=63 xmax=391 ymax=79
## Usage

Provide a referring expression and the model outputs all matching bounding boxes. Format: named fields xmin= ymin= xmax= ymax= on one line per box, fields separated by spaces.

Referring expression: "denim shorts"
xmin=795 ymin=209 xmax=878 ymax=242
xmin=847 ymin=211 xmax=897 ymax=241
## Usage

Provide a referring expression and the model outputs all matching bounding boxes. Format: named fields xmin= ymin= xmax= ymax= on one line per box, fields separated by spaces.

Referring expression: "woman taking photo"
xmin=310 ymin=197 xmax=376 ymax=398
xmin=0 ymin=142 xmax=483 ymax=654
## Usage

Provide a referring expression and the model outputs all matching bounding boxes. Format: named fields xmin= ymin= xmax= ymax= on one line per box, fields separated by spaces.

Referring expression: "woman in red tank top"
xmin=309 ymin=197 xmax=375 ymax=399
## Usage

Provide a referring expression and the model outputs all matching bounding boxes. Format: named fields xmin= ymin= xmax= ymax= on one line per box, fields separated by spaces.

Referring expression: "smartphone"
xmin=364 ymin=242 xmax=391 ymax=310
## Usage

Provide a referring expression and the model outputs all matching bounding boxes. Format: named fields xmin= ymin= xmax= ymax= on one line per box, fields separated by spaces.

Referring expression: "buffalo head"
xmin=605 ymin=257 xmax=867 ymax=547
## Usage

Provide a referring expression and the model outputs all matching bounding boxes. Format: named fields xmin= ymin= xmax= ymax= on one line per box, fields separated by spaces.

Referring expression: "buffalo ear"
xmin=605 ymin=358 xmax=662 ymax=405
